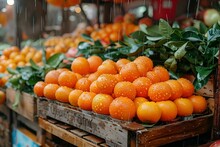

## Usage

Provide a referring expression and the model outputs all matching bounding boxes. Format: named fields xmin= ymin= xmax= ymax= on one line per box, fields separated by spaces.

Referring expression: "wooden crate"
xmin=37 ymin=97 xmax=213 ymax=147
xmin=6 ymin=88 xmax=37 ymax=122
xmin=0 ymin=104 xmax=11 ymax=147
xmin=39 ymin=117 xmax=107 ymax=147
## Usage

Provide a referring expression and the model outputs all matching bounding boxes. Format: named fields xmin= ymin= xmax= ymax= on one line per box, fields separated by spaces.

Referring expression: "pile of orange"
xmin=34 ymin=55 xmax=208 ymax=123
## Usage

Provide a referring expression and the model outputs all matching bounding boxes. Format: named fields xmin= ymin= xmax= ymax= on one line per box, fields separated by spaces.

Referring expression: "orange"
xmin=153 ymin=66 xmax=170 ymax=82
xmin=109 ymin=96 xmax=136 ymax=121
xmin=58 ymin=71 xmax=77 ymax=88
xmin=102 ymin=59 xmax=117 ymax=69
xmin=114 ymin=74 xmax=123 ymax=82
xmin=88 ymin=72 xmax=100 ymax=82
xmin=165 ymin=80 xmax=183 ymax=100
xmin=9 ymin=52 xmax=19 ymax=59
xmin=56 ymin=68 xmax=69 ymax=73
xmin=174 ymin=98 xmax=194 ymax=116
xmin=0 ymin=91 xmax=6 ymax=105
xmin=44 ymin=84 xmax=59 ymax=100
xmin=71 ymin=57 xmax=90 ymax=75
xmin=114 ymin=81 xmax=136 ymax=100
xmin=116 ymin=58 xmax=130 ymax=71
xmin=90 ymin=81 xmax=100 ymax=94
xmin=110 ymin=32 xmax=122 ymax=42
xmin=96 ymin=74 xmax=118 ymax=94
xmin=87 ymin=56 xmax=103 ymax=73
xmin=8 ymin=63 xmax=16 ymax=69
xmin=17 ymin=61 xmax=26 ymax=67
xmin=78 ymin=92 xmax=96 ymax=111
xmin=188 ymin=95 xmax=207 ymax=113
xmin=75 ymin=73 xmax=83 ymax=80
xmin=55 ymin=86 xmax=72 ymax=103
xmin=148 ymin=82 xmax=172 ymax=102
xmin=44 ymin=70 xmax=60 ymax=84
xmin=177 ymin=78 xmax=194 ymax=97
xmin=92 ymin=94 xmax=114 ymax=115
xmin=34 ymin=81 xmax=47 ymax=97
xmin=133 ymin=56 xmax=153 ymax=76
xmin=137 ymin=102 xmax=161 ymax=123
xmin=97 ymin=60 xmax=118 ymax=74
xmin=133 ymin=77 xmax=152 ymax=98
xmin=68 ymin=89 xmax=83 ymax=106
xmin=75 ymin=78 xmax=92 ymax=92
xmin=0 ymin=65 xmax=5 ymax=73
xmin=133 ymin=97 xmax=148 ymax=110
xmin=156 ymin=100 xmax=177 ymax=121
xmin=146 ymin=71 xmax=161 ymax=84
xmin=120 ymin=62 xmax=140 ymax=82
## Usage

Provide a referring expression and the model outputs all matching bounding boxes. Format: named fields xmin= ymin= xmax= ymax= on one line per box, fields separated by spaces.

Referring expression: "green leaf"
xmin=164 ymin=56 xmax=177 ymax=72
xmin=207 ymin=28 xmax=220 ymax=43
xmin=195 ymin=66 xmax=215 ymax=81
xmin=146 ymin=25 xmax=161 ymax=36
xmin=47 ymin=53 xmax=65 ymax=68
xmin=30 ymin=59 xmax=41 ymax=70
xmin=174 ymin=42 xmax=188 ymax=59
xmin=7 ymin=68 xmax=19 ymax=75
xmin=164 ymin=41 xmax=185 ymax=51
xmin=183 ymin=31 xmax=203 ymax=41
xmin=159 ymin=19 xmax=173 ymax=38
xmin=131 ymin=31 xmax=147 ymax=42
xmin=199 ymin=22 xmax=208 ymax=34
xmin=146 ymin=36 xmax=164 ymax=41
xmin=82 ymin=34 xmax=94 ymax=42
xmin=139 ymin=24 xmax=148 ymax=34
xmin=194 ymin=75 xmax=210 ymax=90
xmin=172 ymin=21 xmax=180 ymax=28
xmin=12 ymin=91 xmax=20 ymax=108
xmin=169 ymin=70 xmax=179 ymax=79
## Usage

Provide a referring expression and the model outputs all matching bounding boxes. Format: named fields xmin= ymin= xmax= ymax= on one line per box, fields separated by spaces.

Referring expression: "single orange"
xmin=96 ymin=74 xmax=118 ymax=94
xmin=71 ymin=57 xmax=90 ymax=75
xmin=116 ymin=58 xmax=130 ymax=71
xmin=156 ymin=100 xmax=177 ymax=121
xmin=55 ymin=86 xmax=72 ymax=103
xmin=148 ymin=82 xmax=172 ymax=102
xmin=133 ymin=97 xmax=148 ymax=110
xmin=75 ymin=78 xmax=92 ymax=92
xmin=78 ymin=92 xmax=96 ymax=111
xmin=174 ymin=98 xmax=194 ymax=116
xmin=34 ymin=81 xmax=47 ymax=97
xmin=133 ymin=56 xmax=153 ymax=76
xmin=120 ymin=62 xmax=140 ymax=82
xmin=44 ymin=70 xmax=60 ymax=84
xmin=69 ymin=89 xmax=83 ymax=107
xmin=109 ymin=96 xmax=136 ymax=121
xmin=177 ymin=78 xmax=194 ymax=97
xmin=88 ymin=72 xmax=100 ymax=82
xmin=87 ymin=55 xmax=103 ymax=73
xmin=153 ymin=66 xmax=170 ymax=82
xmin=146 ymin=71 xmax=161 ymax=84
xmin=97 ymin=61 xmax=118 ymax=75
xmin=92 ymin=94 xmax=114 ymax=115
xmin=137 ymin=101 xmax=161 ymax=123
xmin=188 ymin=95 xmax=207 ymax=113
xmin=58 ymin=71 xmax=77 ymax=88
xmin=44 ymin=84 xmax=60 ymax=100
xmin=114 ymin=81 xmax=136 ymax=100
xmin=90 ymin=81 xmax=101 ymax=94
xmin=165 ymin=80 xmax=183 ymax=100
xmin=133 ymin=77 xmax=152 ymax=98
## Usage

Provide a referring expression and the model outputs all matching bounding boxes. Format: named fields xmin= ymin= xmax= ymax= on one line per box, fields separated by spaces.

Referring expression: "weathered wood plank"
xmin=83 ymin=135 xmax=105 ymax=145
xmin=38 ymin=118 xmax=101 ymax=147
xmin=37 ymin=98 xmax=129 ymax=147
xmin=6 ymin=88 xmax=36 ymax=122
xmin=136 ymin=114 xmax=213 ymax=146
xmin=70 ymin=129 xmax=89 ymax=137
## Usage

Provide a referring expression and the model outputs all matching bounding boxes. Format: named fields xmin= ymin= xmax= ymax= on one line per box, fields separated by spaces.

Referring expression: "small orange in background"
xmin=69 ymin=89 xmax=83 ymax=107
xmin=90 ymin=81 xmax=100 ymax=94
xmin=153 ymin=66 xmax=170 ymax=82
xmin=109 ymin=96 xmax=136 ymax=121
xmin=148 ymin=82 xmax=172 ymax=102
xmin=97 ymin=62 xmax=118 ymax=74
xmin=114 ymin=81 xmax=136 ymax=100
xmin=174 ymin=98 xmax=193 ymax=117
xmin=44 ymin=84 xmax=59 ymax=100
xmin=165 ymin=80 xmax=183 ymax=100
xmin=177 ymin=78 xmax=195 ymax=97
xmin=156 ymin=100 xmax=177 ymax=121
xmin=0 ymin=91 xmax=6 ymax=105
xmin=96 ymin=74 xmax=118 ymax=94
xmin=55 ymin=86 xmax=72 ymax=103
xmin=133 ymin=77 xmax=152 ymax=98
xmin=116 ymin=58 xmax=130 ymax=71
xmin=146 ymin=71 xmax=161 ymax=84
xmin=120 ymin=62 xmax=140 ymax=82
xmin=133 ymin=56 xmax=153 ymax=76
xmin=188 ymin=95 xmax=207 ymax=114
xmin=133 ymin=97 xmax=148 ymax=110
xmin=87 ymin=55 xmax=103 ymax=73
xmin=71 ymin=57 xmax=90 ymax=75
xmin=78 ymin=92 xmax=96 ymax=111
xmin=92 ymin=94 xmax=114 ymax=115
xmin=34 ymin=81 xmax=47 ymax=97
xmin=137 ymin=101 xmax=161 ymax=123
xmin=58 ymin=71 xmax=77 ymax=88
xmin=75 ymin=78 xmax=92 ymax=92
xmin=44 ymin=70 xmax=60 ymax=84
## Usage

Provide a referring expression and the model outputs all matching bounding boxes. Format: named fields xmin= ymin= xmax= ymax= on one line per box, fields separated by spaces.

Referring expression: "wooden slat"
xmin=38 ymin=117 xmax=101 ymax=147
xmin=83 ymin=135 xmax=105 ymax=145
xmin=70 ymin=129 xmax=89 ymax=137
xmin=136 ymin=114 xmax=213 ymax=146
xmin=37 ymin=98 xmax=128 ymax=147
xmin=6 ymin=88 xmax=36 ymax=122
